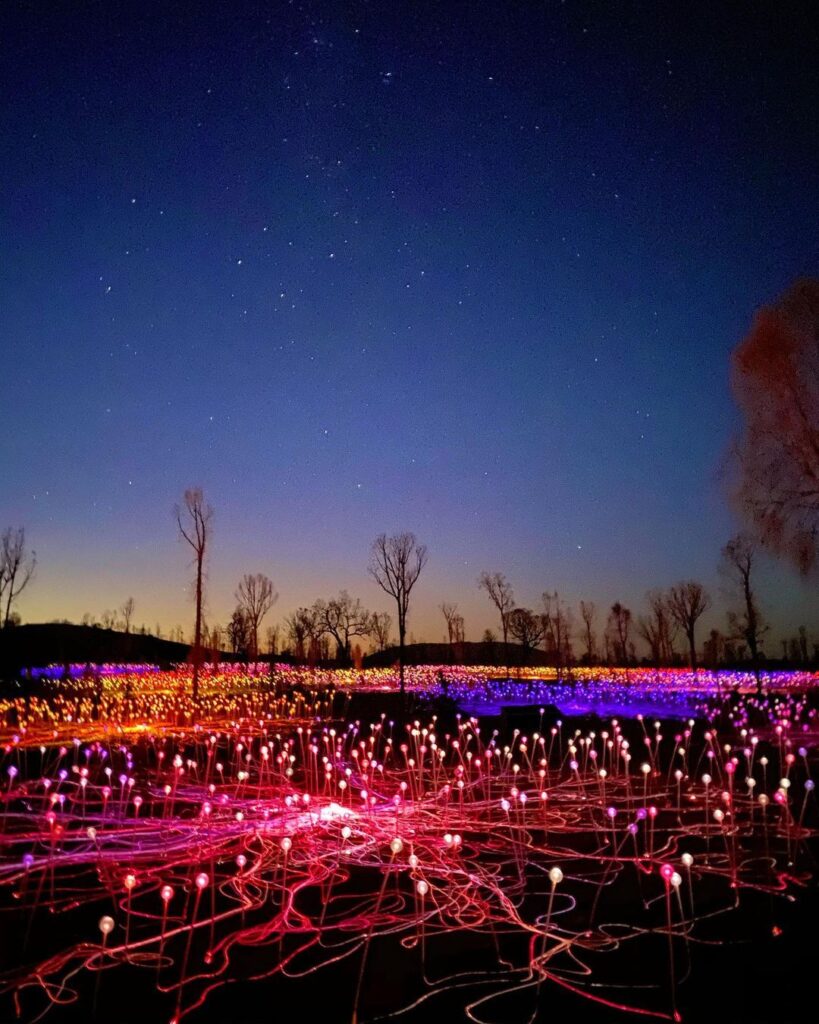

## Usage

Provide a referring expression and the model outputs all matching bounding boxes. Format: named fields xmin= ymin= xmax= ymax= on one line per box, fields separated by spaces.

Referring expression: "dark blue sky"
xmin=3 ymin=1 xmax=817 ymax=644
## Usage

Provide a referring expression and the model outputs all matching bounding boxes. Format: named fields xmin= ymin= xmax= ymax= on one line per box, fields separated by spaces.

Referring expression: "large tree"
xmin=175 ymin=488 xmax=213 ymax=702
xmin=369 ymin=533 xmax=428 ymax=694
xmin=731 ymin=278 xmax=819 ymax=576
xmin=236 ymin=573 xmax=277 ymax=659
xmin=1 ymin=527 xmax=36 ymax=628
xmin=667 ymin=581 xmax=710 ymax=670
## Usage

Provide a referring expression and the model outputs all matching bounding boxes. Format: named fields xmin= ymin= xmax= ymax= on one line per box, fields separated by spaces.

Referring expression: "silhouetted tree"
xmin=703 ymin=628 xmax=726 ymax=668
xmin=478 ymin=572 xmax=515 ymax=661
xmin=369 ymin=611 xmax=392 ymax=652
xmin=175 ymin=487 xmax=213 ymax=701
xmin=451 ymin=612 xmax=465 ymax=644
xmin=228 ymin=606 xmax=250 ymax=656
xmin=285 ymin=607 xmax=318 ymax=662
xmin=207 ymin=622 xmax=223 ymax=655
xmin=579 ymin=600 xmax=597 ymax=664
xmin=542 ymin=591 xmax=573 ymax=673
xmin=637 ymin=590 xmax=677 ymax=666
xmin=721 ymin=533 xmax=768 ymax=688
xmin=236 ymin=573 xmax=277 ymax=659
xmin=508 ymin=607 xmax=545 ymax=651
xmin=667 ymin=581 xmax=710 ymax=670
xmin=731 ymin=279 xmax=819 ymax=576
xmin=1 ymin=527 xmax=36 ymax=628
xmin=607 ymin=602 xmax=633 ymax=665
xmin=265 ymin=623 xmax=280 ymax=657
xmin=121 ymin=597 xmax=135 ymax=633
xmin=440 ymin=602 xmax=459 ymax=644
xmin=369 ymin=532 xmax=428 ymax=694
xmin=315 ymin=591 xmax=372 ymax=662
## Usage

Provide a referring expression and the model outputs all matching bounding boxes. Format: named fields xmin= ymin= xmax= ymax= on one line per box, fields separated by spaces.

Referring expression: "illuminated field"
xmin=0 ymin=666 xmax=817 ymax=1022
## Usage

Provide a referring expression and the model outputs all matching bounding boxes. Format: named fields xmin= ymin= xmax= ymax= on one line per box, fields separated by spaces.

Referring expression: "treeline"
xmin=2 ymin=514 xmax=816 ymax=681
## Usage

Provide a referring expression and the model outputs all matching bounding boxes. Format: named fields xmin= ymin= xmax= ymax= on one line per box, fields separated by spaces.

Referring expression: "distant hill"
xmin=0 ymin=623 xmax=204 ymax=676
xmin=363 ymin=641 xmax=556 ymax=668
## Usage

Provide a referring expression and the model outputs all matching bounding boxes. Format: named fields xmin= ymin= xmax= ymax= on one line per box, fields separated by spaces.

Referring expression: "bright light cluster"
xmin=0 ymin=669 xmax=816 ymax=1022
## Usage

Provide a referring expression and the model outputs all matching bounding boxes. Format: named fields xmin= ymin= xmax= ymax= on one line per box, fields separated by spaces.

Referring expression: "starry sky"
xmin=2 ymin=1 xmax=818 ymax=647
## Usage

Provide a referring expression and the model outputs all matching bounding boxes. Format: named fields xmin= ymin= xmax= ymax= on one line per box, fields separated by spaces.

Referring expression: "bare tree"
xmin=451 ymin=612 xmax=465 ymax=644
xmin=720 ymin=533 xmax=768 ymax=687
xmin=703 ymin=628 xmax=726 ymax=668
xmin=440 ymin=602 xmax=460 ymax=644
xmin=175 ymin=487 xmax=213 ymax=701
xmin=607 ymin=602 xmax=633 ymax=665
xmin=121 ymin=597 xmax=135 ymax=634
xmin=228 ymin=606 xmax=250 ymax=656
xmin=236 ymin=573 xmax=277 ymax=660
xmin=284 ymin=607 xmax=318 ymax=662
xmin=369 ymin=611 xmax=393 ymax=652
xmin=508 ymin=607 xmax=545 ymax=651
xmin=207 ymin=622 xmax=223 ymax=654
xmin=265 ymin=623 xmax=280 ymax=657
xmin=667 ymin=581 xmax=710 ymax=670
xmin=637 ymin=590 xmax=677 ymax=666
xmin=478 ymin=572 xmax=515 ymax=651
xmin=730 ymin=279 xmax=819 ymax=577
xmin=315 ymin=591 xmax=372 ymax=663
xmin=542 ymin=591 xmax=573 ymax=673
xmin=101 ymin=609 xmax=117 ymax=630
xmin=579 ymin=600 xmax=597 ymax=664
xmin=1 ymin=527 xmax=36 ymax=628
xmin=369 ymin=532 xmax=428 ymax=694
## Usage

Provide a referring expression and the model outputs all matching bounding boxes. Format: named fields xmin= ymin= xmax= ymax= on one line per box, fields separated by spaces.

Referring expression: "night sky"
xmin=3 ymin=1 xmax=817 ymax=645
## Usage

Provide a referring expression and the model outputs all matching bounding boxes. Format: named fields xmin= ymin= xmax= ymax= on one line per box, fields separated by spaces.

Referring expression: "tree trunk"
xmin=192 ymin=552 xmax=203 ymax=703
xmin=398 ymin=618 xmax=406 ymax=696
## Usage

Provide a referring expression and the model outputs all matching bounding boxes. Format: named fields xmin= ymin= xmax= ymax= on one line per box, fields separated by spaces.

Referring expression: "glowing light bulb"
xmin=160 ymin=884 xmax=173 ymax=902
xmin=549 ymin=867 xmax=563 ymax=885
xmin=390 ymin=837 xmax=403 ymax=854
xmin=416 ymin=880 xmax=428 ymax=896
xmin=99 ymin=915 xmax=115 ymax=935
xmin=281 ymin=837 xmax=292 ymax=853
xmin=195 ymin=872 xmax=209 ymax=889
